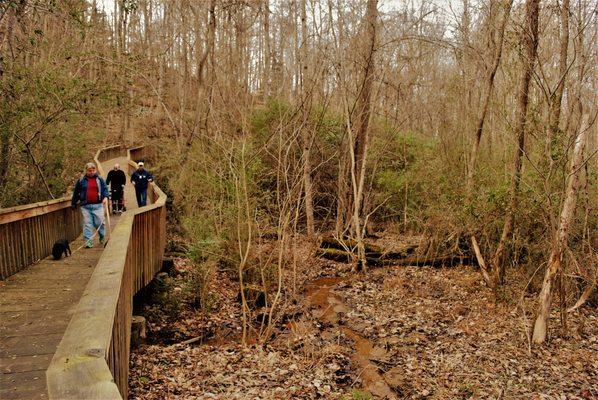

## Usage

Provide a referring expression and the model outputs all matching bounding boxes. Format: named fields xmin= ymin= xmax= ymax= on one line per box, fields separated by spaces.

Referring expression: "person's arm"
xmin=147 ymin=171 xmax=154 ymax=182
xmin=131 ymin=172 xmax=137 ymax=186
xmin=100 ymin=178 xmax=110 ymax=201
xmin=71 ymin=179 xmax=81 ymax=208
xmin=106 ymin=171 xmax=112 ymax=186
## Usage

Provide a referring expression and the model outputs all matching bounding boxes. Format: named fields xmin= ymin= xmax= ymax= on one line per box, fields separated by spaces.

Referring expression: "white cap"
xmin=137 ymin=162 xmax=144 ymax=166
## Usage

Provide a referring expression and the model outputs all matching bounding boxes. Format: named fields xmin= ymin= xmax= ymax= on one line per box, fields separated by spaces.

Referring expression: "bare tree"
xmin=344 ymin=0 xmax=379 ymax=270
xmin=299 ymin=0 xmax=315 ymax=237
xmin=533 ymin=114 xmax=590 ymax=344
xmin=546 ymin=0 xmax=570 ymax=169
xmin=466 ymin=0 xmax=513 ymax=198
xmin=492 ymin=0 xmax=541 ymax=286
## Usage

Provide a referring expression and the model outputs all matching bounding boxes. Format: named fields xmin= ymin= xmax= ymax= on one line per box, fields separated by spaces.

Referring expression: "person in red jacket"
xmin=71 ymin=162 xmax=110 ymax=248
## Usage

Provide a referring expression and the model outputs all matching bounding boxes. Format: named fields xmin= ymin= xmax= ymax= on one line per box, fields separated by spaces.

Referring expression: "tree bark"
xmin=532 ymin=114 xmax=589 ymax=344
xmin=471 ymin=236 xmax=492 ymax=286
xmin=299 ymin=0 xmax=315 ymax=236
xmin=492 ymin=0 xmax=540 ymax=286
xmin=353 ymin=0 xmax=377 ymax=195
xmin=262 ymin=0 xmax=270 ymax=101
xmin=546 ymin=0 xmax=570 ymax=168
xmin=466 ymin=0 xmax=512 ymax=197
xmin=350 ymin=0 xmax=378 ymax=270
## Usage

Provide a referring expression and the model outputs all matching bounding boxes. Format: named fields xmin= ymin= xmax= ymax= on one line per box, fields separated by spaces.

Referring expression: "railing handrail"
xmin=0 ymin=197 xmax=71 ymax=225
xmin=0 ymin=197 xmax=70 ymax=217
xmin=47 ymin=144 xmax=167 ymax=400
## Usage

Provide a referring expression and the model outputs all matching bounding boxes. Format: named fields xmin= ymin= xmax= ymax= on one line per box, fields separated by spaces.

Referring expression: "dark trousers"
xmin=135 ymin=188 xmax=148 ymax=207
xmin=111 ymin=188 xmax=124 ymax=211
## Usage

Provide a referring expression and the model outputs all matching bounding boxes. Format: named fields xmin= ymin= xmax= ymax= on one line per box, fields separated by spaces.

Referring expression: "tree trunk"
xmin=299 ymin=0 xmax=315 ymax=237
xmin=353 ymin=0 xmax=377 ymax=196
xmin=546 ymin=0 xmax=569 ymax=168
xmin=0 ymin=130 xmax=11 ymax=191
xmin=532 ymin=114 xmax=589 ymax=344
xmin=350 ymin=0 xmax=378 ymax=270
xmin=466 ymin=0 xmax=512 ymax=197
xmin=492 ymin=0 xmax=540 ymax=286
xmin=262 ymin=0 xmax=270 ymax=102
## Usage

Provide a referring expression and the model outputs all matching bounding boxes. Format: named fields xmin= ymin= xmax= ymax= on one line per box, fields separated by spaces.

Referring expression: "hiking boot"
xmin=85 ymin=240 xmax=93 ymax=248
xmin=99 ymin=235 xmax=105 ymax=245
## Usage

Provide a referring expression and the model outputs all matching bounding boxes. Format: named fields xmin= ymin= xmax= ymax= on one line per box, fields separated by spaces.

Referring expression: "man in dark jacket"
xmin=71 ymin=162 xmax=110 ymax=248
xmin=131 ymin=162 xmax=153 ymax=207
xmin=106 ymin=163 xmax=126 ymax=213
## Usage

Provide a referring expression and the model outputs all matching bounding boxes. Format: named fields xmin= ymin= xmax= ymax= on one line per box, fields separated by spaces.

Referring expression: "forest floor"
xmin=129 ymin=234 xmax=597 ymax=400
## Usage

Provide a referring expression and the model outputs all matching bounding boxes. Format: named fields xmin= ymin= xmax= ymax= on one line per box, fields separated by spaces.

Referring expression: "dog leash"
xmin=70 ymin=223 xmax=105 ymax=254
xmin=70 ymin=202 xmax=111 ymax=254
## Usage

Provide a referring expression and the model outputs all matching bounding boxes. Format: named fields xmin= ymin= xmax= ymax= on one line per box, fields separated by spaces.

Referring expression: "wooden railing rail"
xmin=97 ymin=144 xmax=127 ymax=169
xmin=47 ymin=145 xmax=167 ymax=400
xmin=127 ymin=145 xmax=147 ymax=165
xmin=0 ymin=198 xmax=81 ymax=279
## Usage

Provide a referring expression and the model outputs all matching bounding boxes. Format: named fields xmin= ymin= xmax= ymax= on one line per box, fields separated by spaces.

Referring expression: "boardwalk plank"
xmin=0 ymin=333 xmax=63 ymax=357
xmin=0 ymin=295 xmax=82 ymax=312
xmin=0 ymin=370 xmax=47 ymax=399
xmin=0 ymin=311 xmax=72 ymax=336
xmin=1 ymin=354 xmax=54 ymax=373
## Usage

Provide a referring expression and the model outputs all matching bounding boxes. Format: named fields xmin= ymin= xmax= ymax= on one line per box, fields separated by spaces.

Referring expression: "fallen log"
xmin=389 ymin=254 xmax=473 ymax=268
xmin=317 ymin=248 xmax=390 ymax=266
xmin=317 ymin=247 xmax=472 ymax=268
xmin=320 ymin=236 xmax=382 ymax=254
xmin=380 ymin=245 xmax=418 ymax=260
xmin=317 ymin=248 xmax=351 ymax=263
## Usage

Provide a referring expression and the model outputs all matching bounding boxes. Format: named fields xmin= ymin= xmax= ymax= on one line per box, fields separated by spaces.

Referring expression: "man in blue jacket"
xmin=131 ymin=162 xmax=153 ymax=207
xmin=71 ymin=162 xmax=110 ymax=248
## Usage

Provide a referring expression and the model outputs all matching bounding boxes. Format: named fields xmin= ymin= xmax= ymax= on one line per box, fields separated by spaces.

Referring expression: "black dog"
xmin=52 ymin=239 xmax=71 ymax=260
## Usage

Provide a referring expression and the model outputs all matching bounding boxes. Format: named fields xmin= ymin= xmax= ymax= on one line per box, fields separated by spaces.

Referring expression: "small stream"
xmin=305 ymin=277 xmax=397 ymax=399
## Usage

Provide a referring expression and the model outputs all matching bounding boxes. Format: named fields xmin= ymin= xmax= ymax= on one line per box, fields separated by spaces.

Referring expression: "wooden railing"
xmin=46 ymin=145 xmax=166 ymax=400
xmin=0 ymin=191 xmax=82 ymax=279
xmin=128 ymin=145 xmax=147 ymax=165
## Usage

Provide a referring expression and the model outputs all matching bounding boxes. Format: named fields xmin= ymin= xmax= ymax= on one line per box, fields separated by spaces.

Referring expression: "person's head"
xmin=113 ymin=163 xmax=120 ymax=171
xmin=137 ymin=162 xmax=144 ymax=170
xmin=85 ymin=162 xmax=97 ymax=178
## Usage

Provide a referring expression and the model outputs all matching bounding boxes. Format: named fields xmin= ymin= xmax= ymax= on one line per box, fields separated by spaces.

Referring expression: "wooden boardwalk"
xmin=0 ymin=157 xmax=137 ymax=400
